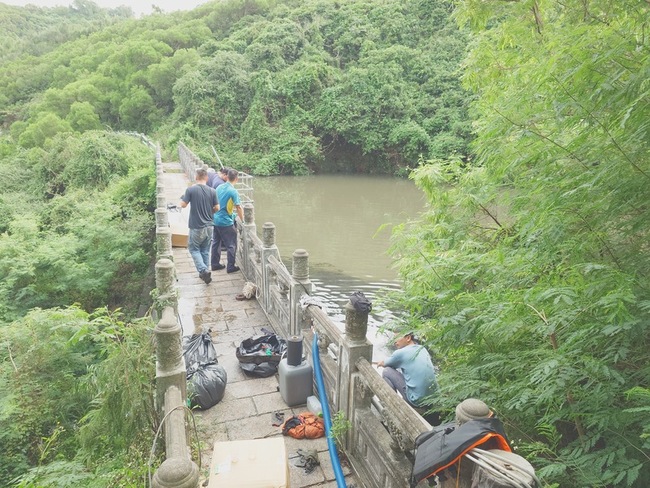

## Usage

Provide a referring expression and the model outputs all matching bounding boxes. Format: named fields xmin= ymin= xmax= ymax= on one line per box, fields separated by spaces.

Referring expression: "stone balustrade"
xmin=155 ymin=141 xmax=537 ymax=488
xmin=151 ymin=143 xmax=199 ymax=488
xmin=234 ymin=197 xmax=434 ymax=487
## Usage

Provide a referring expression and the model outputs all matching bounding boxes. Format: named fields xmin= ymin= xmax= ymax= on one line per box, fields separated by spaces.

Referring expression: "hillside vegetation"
xmin=389 ymin=1 xmax=650 ymax=486
xmin=0 ymin=0 xmax=471 ymax=175
xmin=0 ymin=0 xmax=648 ymax=487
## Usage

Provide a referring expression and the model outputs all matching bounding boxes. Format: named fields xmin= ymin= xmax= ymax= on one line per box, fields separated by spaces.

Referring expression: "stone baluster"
xmin=153 ymin=307 xmax=186 ymax=416
xmin=240 ymin=203 xmax=256 ymax=277
xmin=151 ymin=386 xmax=198 ymax=488
xmin=338 ymin=297 xmax=373 ymax=449
xmin=156 ymin=227 xmax=173 ymax=261
xmin=155 ymin=258 xmax=177 ymax=315
xmin=157 ymin=193 xmax=167 ymax=210
xmin=155 ymin=208 xmax=169 ymax=228
xmin=155 ymin=209 xmax=173 ymax=261
xmin=260 ymin=222 xmax=281 ymax=332
xmin=290 ymin=249 xmax=313 ymax=336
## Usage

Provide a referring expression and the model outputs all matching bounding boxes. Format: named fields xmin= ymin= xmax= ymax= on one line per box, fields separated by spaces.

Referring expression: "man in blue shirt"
xmin=378 ymin=332 xmax=438 ymax=407
xmin=180 ymin=168 xmax=219 ymax=284
xmin=211 ymin=169 xmax=244 ymax=273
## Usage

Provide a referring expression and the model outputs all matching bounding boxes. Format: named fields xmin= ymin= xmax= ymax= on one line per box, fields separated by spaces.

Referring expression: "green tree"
xmin=390 ymin=1 xmax=650 ymax=486
xmin=17 ymin=113 xmax=73 ymax=148
xmin=0 ymin=306 xmax=156 ymax=486
xmin=172 ymin=51 xmax=254 ymax=138
xmin=67 ymin=101 xmax=102 ymax=131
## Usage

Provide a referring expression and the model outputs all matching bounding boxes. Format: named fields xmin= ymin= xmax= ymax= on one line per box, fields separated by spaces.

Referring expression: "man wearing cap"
xmin=377 ymin=332 xmax=438 ymax=407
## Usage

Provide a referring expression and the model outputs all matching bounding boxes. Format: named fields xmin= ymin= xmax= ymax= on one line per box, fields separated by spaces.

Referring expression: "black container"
xmin=287 ymin=335 xmax=303 ymax=366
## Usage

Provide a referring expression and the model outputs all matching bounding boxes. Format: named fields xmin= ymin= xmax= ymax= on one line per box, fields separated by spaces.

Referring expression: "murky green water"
xmin=250 ymin=174 xmax=427 ymax=349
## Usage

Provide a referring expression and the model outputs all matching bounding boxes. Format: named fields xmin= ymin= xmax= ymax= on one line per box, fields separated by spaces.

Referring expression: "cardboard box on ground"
xmin=208 ymin=437 xmax=289 ymax=488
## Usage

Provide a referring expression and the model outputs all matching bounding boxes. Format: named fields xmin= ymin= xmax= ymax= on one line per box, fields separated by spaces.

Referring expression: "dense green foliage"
xmin=0 ymin=0 xmax=133 ymax=64
xmin=0 ymin=127 xmax=156 ymax=484
xmin=3 ymin=0 xmax=647 ymax=487
xmin=0 ymin=307 xmax=156 ymax=486
xmin=0 ymin=131 xmax=155 ymax=322
xmin=390 ymin=1 xmax=650 ymax=486
xmin=0 ymin=0 xmax=471 ymax=175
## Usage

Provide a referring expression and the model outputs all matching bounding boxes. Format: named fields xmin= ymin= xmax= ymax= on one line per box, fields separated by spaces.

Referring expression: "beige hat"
xmin=455 ymin=398 xmax=492 ymax=425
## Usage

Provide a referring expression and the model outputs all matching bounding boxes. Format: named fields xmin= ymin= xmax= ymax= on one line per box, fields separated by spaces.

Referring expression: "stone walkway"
xmin=163 ymin=161 xmax=361 ymax=487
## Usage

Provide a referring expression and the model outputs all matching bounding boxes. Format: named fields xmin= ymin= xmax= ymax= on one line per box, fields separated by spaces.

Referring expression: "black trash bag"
xmin=236 ymin=327 xmax=287 ymax=378
xmin=182 ymin=332 xmax=227 ymax=409
xmin=238 ymin=361 xmax=279 ymax=378
xmin=349 ymin=291 xmax=372 ymax=313
xmin=183 ymin=332 xmax=218 ymax=375
xmin=187 ymin=363 xmax=227 ymax=409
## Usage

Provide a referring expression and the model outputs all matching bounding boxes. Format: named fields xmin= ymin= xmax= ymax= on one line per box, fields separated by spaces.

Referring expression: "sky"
xmin=1 ymin=0 xmax=208 ymax=17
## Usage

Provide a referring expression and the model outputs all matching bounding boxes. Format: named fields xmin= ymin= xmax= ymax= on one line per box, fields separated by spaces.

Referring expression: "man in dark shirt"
xmin=211 ymin=167 xmax=228 ymax=189
xmin=179 ymin=168 xmax=219 ymax=284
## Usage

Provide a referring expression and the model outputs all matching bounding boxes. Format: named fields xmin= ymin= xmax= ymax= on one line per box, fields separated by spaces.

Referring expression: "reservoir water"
xmin=250 ymin=174 xmax=427 ymax=358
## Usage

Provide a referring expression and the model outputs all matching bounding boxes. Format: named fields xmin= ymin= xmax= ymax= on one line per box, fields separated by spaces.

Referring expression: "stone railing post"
xmin=155 ymin=258 xmax=177 ymax=316
xmin=156 ymin=227 xmax=174 ymax=261
xmin=339 ymin=297 xmax=373 ymax=449
xmin=290 ymin=249 xmax=312 ymax=336
xmin=157 ymin=193 xmax=167 ymax=209
xmin=240 ymin=203 xmax=256 ymax=279
xmin=155 ymin=207 xmax=169 ymax=228
xmin=260 ymin=222 xmax=280 ymax=314
xmin=155 ymin=209 xmax=173 ymax=261
xmin=153 ymin=307 xmax=186 ymax=416
xmin=151 ymin=386 xmax=198 ymax=488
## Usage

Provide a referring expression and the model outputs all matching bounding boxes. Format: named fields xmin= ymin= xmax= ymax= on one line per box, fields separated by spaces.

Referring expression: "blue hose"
xmin=312 ymin=332 xmax=347 ymax=488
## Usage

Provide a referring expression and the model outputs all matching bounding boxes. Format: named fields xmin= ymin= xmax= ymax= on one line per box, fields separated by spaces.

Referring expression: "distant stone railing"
xmin=151 ymin=144 xmax=199 ymax=488
xmin=235 ymin=199 xmax=431 ymax=487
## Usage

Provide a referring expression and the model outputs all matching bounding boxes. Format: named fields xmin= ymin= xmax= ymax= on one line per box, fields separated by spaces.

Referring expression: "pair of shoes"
xmin=199 ymin=270 xmax=212 ymax=284
xmin=211 ymin=264 xmax=226 ymax=271
xmin=227 ymin=265 xmax=240 ymax=274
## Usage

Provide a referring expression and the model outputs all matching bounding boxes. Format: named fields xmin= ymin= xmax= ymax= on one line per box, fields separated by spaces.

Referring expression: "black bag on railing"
xmin=236 ymin=327 xmax=287 ymax=378
xmin=349 ymin=291 xmax=372 ymax=313
xmin=182 ymin=332 xmax=227 ymax=409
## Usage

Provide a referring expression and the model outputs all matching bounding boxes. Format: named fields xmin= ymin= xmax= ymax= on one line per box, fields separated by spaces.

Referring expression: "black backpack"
xmin=411 ymin=417 xmax=511 ymax=486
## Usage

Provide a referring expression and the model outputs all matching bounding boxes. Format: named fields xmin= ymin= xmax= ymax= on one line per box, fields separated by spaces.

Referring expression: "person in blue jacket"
xmin=211 ymin=169 xmax=244 ymax=273
xmin=378 ymin=332 xmax=438 ymax=408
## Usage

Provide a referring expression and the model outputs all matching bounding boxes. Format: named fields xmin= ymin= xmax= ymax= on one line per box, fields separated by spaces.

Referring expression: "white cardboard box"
xmin=208 ymin=437 xmax=289 ymax=488
xmin=167 ymin=208 xmax=189 ymax=248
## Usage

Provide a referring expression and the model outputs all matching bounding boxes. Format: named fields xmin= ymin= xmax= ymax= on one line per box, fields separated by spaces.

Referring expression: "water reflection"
xmin=251 ymin=174 xmax=427 ymax=361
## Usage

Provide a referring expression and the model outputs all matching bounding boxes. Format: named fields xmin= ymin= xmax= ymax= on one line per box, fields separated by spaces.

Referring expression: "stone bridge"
xmin=146 ymin=140 xmax=538 ymax=488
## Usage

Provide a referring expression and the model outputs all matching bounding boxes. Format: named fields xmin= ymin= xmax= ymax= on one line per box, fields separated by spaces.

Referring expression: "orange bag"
xmin=281 ymin=412 xmax=325 ymax=439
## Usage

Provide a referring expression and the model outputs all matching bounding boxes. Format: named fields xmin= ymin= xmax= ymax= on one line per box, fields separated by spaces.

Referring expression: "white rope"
xmin=242 ymin=281 xmax=257 ymax=299
xmin=472 ymin=448 xmax=542 ymax=487
xmin=464 ymin=448 xmax=540 ymax=488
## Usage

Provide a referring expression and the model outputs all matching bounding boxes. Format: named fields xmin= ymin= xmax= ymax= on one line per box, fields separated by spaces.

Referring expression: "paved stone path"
xmin=163 ymin=161 xmax=361 ymax=487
